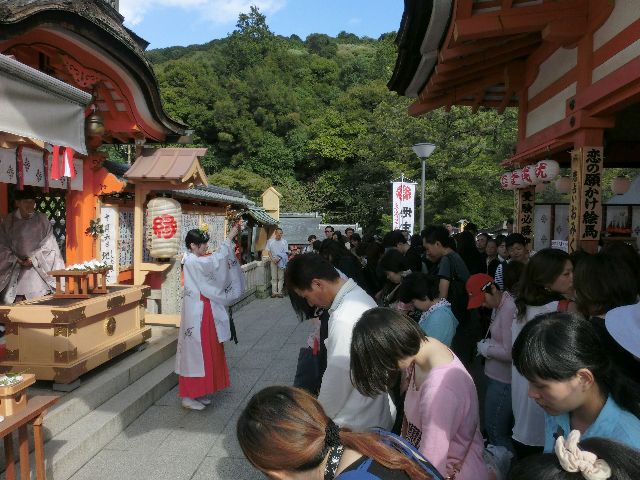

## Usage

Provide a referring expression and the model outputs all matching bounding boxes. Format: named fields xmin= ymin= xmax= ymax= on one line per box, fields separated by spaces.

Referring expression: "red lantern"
xmin=611 ymin=176 xmax=631 ymax=195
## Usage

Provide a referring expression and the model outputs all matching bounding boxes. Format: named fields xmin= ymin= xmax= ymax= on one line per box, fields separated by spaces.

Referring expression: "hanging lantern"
xmin=510 ymin=169 xmax=524 ymax=189
xmin=534 ymin=159 xmax=560 ymax=183
xmin=555 ymin=176 xmax=571 ymax=194
xmin=499 ymin=173 xmax=511 ymax=190
xmin=86 ymin=111 xmax=105 ymax=136
xmin=146 ymin=197 xmax=182 ymax=258
xmin=521 ymin=164 xmax=536 ymax=185
xmin=611 ymin=175 xmax=631 ymax=195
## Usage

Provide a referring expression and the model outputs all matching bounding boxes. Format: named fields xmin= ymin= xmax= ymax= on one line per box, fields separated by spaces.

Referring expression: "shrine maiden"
xmin=175 ymin=224 xmax=245 ymax=410
xmin=0 ymin=187 xmax=64 ymax=304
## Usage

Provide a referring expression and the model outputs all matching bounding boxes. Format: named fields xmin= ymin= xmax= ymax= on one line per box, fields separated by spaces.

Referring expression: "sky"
xmin=119 ymin=0 xmax=404 ymax=50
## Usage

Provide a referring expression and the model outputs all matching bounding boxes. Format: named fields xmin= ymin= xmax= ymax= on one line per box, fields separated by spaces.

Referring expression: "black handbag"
xmin=293 ymin=346 xmax=321 ymax=395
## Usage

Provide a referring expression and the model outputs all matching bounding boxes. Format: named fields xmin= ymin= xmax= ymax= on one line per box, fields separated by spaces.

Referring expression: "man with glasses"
xmin=324 ymin=225 xmax=334 ymax=239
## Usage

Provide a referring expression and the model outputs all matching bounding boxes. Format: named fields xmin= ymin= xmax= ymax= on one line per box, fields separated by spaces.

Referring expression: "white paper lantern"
xmin=534 ymin=159 xmax=560 ymax=183
xmin=499 ymin=173 xmax=511 ymax=190
xmin=611 ymin=176 xmax=631 ymax=195
xmin=509 ymin=170 xmax=523 ymax=189
xmin=521 ymin=164 xmax=537 ymax=185
xmin=555 ymin=176 xmax=571 ymax=194
xmin=146 ymin=197 xmax=182 ymax=258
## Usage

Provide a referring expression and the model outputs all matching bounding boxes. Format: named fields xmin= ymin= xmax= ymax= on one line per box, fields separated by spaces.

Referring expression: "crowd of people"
xmin=236 ymin=223 xmax=640 ymax=480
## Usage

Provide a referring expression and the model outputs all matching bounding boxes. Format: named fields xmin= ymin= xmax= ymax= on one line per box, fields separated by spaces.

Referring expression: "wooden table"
xmin=0 ymin=395 xmax=58 ymax=480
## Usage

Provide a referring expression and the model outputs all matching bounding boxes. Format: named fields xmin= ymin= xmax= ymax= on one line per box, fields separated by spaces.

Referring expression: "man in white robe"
xmin=0 ymin=188 xmax=65 ymax=304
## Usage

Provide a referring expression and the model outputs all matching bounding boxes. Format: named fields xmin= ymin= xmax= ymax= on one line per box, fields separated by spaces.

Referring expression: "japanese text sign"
xmin=392 ymin=182 xmax=417 ymax=232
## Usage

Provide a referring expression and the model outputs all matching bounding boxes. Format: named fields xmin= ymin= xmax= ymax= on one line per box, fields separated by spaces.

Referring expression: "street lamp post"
xmin=412 ymin=143 xmax=436 ymax=232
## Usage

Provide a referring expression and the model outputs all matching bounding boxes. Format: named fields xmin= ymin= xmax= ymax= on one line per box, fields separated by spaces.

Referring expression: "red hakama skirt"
xmin=178 ymin=295 xmax=230 ymax=398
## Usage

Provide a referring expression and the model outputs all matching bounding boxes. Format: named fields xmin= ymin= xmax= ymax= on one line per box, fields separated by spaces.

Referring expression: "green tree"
xmin=150 ymin=7 xmax=520 ymax=232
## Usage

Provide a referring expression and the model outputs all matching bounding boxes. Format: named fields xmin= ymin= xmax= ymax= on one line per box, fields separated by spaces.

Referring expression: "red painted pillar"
xmin=65 ymin=157 xmax=97 ymax=264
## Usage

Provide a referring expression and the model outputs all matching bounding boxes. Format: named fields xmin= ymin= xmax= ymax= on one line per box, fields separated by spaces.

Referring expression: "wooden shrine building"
xmin=0 ymin=0 xmax=188 ymax=264
xmin=391 ymin=0 xmax=640 ymax=252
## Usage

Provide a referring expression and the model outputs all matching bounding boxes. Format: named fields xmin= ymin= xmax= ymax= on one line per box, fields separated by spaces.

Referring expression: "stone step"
xmin=0 ymin=327 xmax=178 ymax=478
xmin=44 ymin=356 xmax=178 ymax=480
xmin=41 ymin=326 xmax=178 ymax=442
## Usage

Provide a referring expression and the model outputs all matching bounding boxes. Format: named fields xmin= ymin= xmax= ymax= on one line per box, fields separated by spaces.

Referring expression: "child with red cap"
xmin=466 ymin=262 xmax=524 ymax=453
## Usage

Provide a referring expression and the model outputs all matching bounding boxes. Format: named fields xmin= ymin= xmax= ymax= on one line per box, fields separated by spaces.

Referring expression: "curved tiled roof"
xmin=0 ymin=0 xmax=187 ymax=138
xmin=170 ymin=186 xmax=254 ymax=207
xmin=102 ymin=159 xmax=253 ymax=207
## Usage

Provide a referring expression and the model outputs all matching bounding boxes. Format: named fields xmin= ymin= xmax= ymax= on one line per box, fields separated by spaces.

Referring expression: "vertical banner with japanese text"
xmin=392 ymin=182 xmax=417 ymax=232
xmin=99 ymin=204 xmax=119 ymax=284
xmin=568 ymin=149 xmax=583 ymax=253
xmin=569 ymin=147 xmax=603 ymax=252
xmin=516 ymin=187 xmax=535 ymax=243
xmin=580 ymin=147 xmax=603 ymax=241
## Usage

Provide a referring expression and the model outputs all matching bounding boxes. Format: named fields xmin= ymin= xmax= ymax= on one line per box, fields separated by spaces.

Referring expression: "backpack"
xmin=336 ymin=429 xmax=444 ymax=479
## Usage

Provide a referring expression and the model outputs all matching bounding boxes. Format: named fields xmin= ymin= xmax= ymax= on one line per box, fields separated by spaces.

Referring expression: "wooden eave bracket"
xmin=453 ymin=0 xmax=589 ymax=42
xmin=542 ymin=17 xmax=587 ymax=46
xmin=180 ymin=161 xmax=208 ymax=187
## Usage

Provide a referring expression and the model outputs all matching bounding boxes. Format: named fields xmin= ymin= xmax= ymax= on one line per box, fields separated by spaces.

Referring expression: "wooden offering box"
xmin=0 ymin=286 xmax=152 ymax=384
xmin=0 ymin=373 xmax=35 ymax=416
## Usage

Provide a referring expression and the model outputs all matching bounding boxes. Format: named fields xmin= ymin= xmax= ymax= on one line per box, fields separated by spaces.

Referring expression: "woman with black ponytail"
xmin=512 ymin=312 xmax=640 ymax=453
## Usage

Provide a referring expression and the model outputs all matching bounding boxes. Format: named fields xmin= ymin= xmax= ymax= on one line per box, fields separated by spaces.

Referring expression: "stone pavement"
xmin=69 ymin=296 xmax=306 ymax=480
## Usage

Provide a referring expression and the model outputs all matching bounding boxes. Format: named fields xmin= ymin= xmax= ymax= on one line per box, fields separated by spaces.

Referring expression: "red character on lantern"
xmin=535 ymin=162 xmax=548 ymax=179
xmin=500 ymin=173 xmax=510 ymax=189
xmin=152 ymin=214 xmax=178 ymax=239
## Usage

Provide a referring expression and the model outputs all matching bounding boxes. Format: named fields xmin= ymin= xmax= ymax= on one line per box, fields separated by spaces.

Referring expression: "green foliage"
xmin=150 ymin=7 xmax=519 ymax=233
xmin=305 ymin=33 xmax=338 ymax=58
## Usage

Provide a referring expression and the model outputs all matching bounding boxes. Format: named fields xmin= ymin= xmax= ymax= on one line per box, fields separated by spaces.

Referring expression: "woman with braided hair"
xmin=175 ymin=224 xmax=245 ymax=410
xmin=237 ymin=386 xmax=443 ymax=480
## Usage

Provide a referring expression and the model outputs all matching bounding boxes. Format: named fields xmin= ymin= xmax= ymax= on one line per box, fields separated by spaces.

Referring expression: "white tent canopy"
xmin=0 ymin=54 xmax=92 ymax=155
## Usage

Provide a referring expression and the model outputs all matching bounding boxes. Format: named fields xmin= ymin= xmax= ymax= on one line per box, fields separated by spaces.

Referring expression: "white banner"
xmin=99 ymin=205 xmax=119 ymax=284
xmin=392 ymin=182 xmax=417 ymax=232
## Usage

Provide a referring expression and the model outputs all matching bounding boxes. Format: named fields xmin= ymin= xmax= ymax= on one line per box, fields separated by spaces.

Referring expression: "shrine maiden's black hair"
xmin=185 ymin=229 xmax=209 ymax=249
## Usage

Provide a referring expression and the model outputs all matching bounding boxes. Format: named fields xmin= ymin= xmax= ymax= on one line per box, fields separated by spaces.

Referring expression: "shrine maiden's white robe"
xmin=175 ymin=239 xmax=245 ymax=378
xmin=0 ymin=210 xmax=65 ymax=304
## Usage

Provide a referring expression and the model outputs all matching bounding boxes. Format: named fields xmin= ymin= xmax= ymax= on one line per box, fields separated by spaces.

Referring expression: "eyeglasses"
xmin=480 ymin=281 xmax=493 ymax=293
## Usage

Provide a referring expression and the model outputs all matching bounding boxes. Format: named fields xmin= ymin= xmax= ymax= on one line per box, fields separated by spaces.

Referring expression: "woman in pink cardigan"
xmin=465 ymin=263 xmax=524 ymax=454
xmin=350 ymin=307 xmax=489 ymax=480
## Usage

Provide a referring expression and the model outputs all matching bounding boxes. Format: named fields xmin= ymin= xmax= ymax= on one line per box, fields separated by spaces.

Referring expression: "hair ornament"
xmin=324 ymin=420 xmax=341 ymax=448
xmin=554 ymin=430 xmax=611 ymax=480
xmin=199 ymin=223 xmax=209 ymax=234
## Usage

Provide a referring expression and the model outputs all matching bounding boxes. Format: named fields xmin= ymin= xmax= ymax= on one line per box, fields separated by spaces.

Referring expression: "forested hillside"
xmin=142 ymin=7 xmax=519 ymax=232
